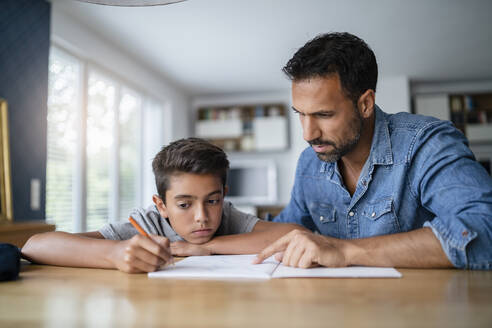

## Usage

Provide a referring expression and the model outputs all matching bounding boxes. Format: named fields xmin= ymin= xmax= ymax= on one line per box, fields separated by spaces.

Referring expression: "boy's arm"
xmin=21 ymin=231 xmax=173 ymax=273
xmin=171 ymin=221 xmax=310 ymax=256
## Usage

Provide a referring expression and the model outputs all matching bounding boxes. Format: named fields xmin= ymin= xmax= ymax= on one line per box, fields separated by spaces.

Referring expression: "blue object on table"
xmin=0 ymin=243 xmax=21 ymax=281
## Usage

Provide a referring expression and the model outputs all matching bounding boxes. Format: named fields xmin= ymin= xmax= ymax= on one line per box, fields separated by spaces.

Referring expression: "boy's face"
xmin=153 ymin=173 xmax=225 ymax=244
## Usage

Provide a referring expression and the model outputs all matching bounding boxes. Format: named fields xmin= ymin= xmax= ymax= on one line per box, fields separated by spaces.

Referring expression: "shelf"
xmin=467 ymin=124 xmax=492 ymax=142
xmin=196 ymin=119 xmax=243 ymax=139
xmin=195 ymin=103 xmax=289 ymax=152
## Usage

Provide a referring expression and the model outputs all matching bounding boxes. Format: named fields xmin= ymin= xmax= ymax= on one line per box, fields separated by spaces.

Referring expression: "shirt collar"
xmin=369 ymin=105 xmax=393 ymax=166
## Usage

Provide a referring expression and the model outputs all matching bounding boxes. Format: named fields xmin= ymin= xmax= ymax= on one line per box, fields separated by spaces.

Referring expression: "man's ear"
xmin=152 ymin=194 xmax=169 ymax=218
xmin=357 ymin=89 xmax=375 ymax=119
xmin=223 ymin=185 xmax=228 ymax=197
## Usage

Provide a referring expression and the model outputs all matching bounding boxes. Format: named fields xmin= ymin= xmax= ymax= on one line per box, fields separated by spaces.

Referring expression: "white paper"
xmin=272 ymin=265 xmax=402 ymax=278
xmin=148 ymin=254 xmax=278 ymax=280
xmin=148 ymin=254 xmax=402 ymax=279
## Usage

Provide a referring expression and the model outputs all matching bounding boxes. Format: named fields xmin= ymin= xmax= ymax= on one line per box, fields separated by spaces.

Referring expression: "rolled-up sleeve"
xmin=410 ymin=121 xmax=492 ymax=269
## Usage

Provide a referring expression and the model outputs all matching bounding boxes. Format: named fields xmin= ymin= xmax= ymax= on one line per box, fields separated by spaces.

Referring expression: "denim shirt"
xmin=274 ymin=106 xmax=492 ymax=269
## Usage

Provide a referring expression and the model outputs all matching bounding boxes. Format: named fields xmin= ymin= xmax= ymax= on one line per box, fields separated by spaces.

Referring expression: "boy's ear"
xmin=152 ymin=194 xmax=169 ymax=218
xmin=223 ymin=185 xmax=228 ymax=197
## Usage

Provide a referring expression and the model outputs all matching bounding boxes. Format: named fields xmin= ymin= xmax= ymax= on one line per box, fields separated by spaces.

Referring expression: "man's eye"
xmin=177 ymin=203 xmax=190 ymax=209
xmin=316 ymin=113 xmax=333 ymax=118
xmin=208 ymin=199 xmax=220 ymax=205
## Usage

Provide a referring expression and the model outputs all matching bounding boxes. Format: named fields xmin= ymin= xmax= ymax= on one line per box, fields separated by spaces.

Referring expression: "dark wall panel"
xmin=0 ymin=0 xmax=50 ymax=221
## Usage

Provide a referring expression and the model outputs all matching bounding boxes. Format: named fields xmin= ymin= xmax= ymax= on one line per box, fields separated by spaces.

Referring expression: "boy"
xmin=22 ymin=138 xmax=305 ymax=273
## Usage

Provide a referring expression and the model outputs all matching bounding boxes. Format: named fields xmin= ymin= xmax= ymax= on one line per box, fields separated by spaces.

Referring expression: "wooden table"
xmin=0 ymin=264 xmax=491 ymax=328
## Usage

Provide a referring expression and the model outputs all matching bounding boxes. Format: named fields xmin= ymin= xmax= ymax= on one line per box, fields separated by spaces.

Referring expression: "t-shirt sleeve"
xmin=99 ymin=222 xmax=138 ymax=240
xmin=98 ymin=206 xmax=166 ymax=240
xmin=216 ymin=201 xmax=259 ymax=235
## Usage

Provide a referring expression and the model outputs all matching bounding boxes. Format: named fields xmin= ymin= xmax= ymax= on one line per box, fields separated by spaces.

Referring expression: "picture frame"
xmin=0 ymin=99 xmax=13 ymax=221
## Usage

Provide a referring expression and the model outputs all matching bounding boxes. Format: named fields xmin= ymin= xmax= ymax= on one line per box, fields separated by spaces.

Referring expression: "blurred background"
xmin=1 ymin=0 xmax=491 ymax=233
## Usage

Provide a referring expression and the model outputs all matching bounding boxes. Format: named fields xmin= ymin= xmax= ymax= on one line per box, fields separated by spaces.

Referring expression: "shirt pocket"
xmin=363 ymin=198 xmax=393 ymax=221
xmin=361 ymin=197 xmax=400 ymax=235
xmin=308 ymin=202 xmax=339 ymax=236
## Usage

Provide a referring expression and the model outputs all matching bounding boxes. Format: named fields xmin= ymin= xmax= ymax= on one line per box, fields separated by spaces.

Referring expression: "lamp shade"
xmin=77 ymin=0 xmax=185 ymax=6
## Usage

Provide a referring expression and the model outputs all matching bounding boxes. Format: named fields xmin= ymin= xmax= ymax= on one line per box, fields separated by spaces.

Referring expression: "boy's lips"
xmin=192 ymin=228 xmax=212 ymax=236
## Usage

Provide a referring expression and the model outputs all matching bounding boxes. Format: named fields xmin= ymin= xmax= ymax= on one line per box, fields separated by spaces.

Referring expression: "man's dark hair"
xmin=283 ymin=32 xmax=378 ymax=105
xmin=152 ymin=138 xmax=229 ymax=202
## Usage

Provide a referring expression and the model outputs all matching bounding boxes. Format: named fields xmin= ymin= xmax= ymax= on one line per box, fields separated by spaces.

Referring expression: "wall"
xmin=0 ymin=0 xmax=50 ymax=222
xmin=377 ymin=76 xmax=410 ymax=113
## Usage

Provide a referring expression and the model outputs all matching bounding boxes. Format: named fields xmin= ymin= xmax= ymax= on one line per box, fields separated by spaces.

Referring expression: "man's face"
xmin=153 ymin=173 xmax=224 ymax=244
xmin=292 ymin=75 xmax=363 ymax=162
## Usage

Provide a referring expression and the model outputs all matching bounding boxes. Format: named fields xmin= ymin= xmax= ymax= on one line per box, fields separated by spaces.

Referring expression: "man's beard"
xmin=309 ymin=111 xmax=363 ymax=163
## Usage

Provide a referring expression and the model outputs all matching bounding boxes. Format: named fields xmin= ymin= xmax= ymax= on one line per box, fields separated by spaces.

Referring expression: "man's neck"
xmin=338 ymin=115 xmax=375 ymax=195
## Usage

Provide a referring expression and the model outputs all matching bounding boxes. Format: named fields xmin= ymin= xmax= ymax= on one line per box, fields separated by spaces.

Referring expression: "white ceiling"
xmin=51 ymin=0 xmax=492 ymax=96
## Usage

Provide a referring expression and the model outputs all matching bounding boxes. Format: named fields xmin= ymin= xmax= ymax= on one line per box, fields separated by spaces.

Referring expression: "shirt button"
xmin=371 ymin=212 xmax=376 ymax=218
xmin=362 ymin=180 xmax=367 ymax=186
xmin=462 ymin=230 xmax=468 ymax=237
xmin=349 ymin=211 xmax=354 ymax=217
xmin=320 ymin=216 xmax=324 ymax=221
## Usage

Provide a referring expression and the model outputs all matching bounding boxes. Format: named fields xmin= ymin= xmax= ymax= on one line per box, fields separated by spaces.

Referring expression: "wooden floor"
xmin=0 ymin=263 xmax=491 ymax=327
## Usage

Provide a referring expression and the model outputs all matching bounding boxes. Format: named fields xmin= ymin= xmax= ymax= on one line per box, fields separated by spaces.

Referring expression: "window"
xmin=46 ymin=48 xmax=80 ymax=232
xmin=86 ymin=71 xmax=116 ymax=231
xmin=117 ymin=89 xmax=142 ymax=221
xmin=46 ymin=46 xmax=167 ymax=232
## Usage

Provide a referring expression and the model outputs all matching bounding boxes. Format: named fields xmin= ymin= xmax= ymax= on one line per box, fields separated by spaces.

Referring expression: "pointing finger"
xmin=252 ymin=233 xmax=294 ymax=264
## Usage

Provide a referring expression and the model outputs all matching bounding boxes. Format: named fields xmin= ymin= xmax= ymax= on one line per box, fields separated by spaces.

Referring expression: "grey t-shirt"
xmin=99 ymin=201 xmax=259 ymax=242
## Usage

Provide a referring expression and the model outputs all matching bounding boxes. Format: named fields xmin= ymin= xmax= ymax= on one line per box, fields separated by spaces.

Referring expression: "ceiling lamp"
xmin=76 ymin=0 xmax=185 ymax=6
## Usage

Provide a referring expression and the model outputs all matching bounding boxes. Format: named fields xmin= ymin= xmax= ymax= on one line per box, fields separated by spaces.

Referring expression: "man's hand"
xmin=109 ymin=234 xmax=173 ymax=273
xmin=171 ymin=241 xmax=212 ymax=256
xmin=253 ymin=229 xmax=350 ymax=268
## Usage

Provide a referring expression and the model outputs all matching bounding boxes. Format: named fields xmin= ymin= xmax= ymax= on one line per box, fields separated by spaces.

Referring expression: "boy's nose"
xmin=194 ymin=206 xmax=209 ymax=224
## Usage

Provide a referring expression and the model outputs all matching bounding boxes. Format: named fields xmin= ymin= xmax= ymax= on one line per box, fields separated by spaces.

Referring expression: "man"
xmin=254 ymin=32 xmax=491 ymax=269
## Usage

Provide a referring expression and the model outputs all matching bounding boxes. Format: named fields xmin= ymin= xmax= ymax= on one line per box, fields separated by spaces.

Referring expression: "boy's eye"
xmin=177 ymin=202 xmax=191 ymax=209
xmin=208 ymin=199 xmax=220 ymax=205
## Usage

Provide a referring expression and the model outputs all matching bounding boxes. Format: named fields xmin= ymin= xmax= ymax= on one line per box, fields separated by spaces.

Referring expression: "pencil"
xmin=128 ymin=216 xmax=175 ymax=267
xmin=128 ymin=216 xmax=150 ymax=237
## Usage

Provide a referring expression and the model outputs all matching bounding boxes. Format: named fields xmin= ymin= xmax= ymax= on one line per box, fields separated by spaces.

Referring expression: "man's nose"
xmin=302 ymin=116 xmax=320 ymax=142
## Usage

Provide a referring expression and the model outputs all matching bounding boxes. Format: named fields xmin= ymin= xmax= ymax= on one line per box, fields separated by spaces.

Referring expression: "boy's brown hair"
xmin=152 ymin=138 xmax=229 ymax=202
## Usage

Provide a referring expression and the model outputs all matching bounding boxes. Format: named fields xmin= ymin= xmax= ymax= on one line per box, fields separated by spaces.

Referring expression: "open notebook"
xmin=148 ymin=254 xmax=402 ymax=279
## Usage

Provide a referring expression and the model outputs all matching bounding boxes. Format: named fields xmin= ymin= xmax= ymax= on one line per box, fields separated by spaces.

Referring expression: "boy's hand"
xmin=171 ymin=241 xmax=211 ymax=256
xmin=110 ymin=234 xmax=173 ymax=273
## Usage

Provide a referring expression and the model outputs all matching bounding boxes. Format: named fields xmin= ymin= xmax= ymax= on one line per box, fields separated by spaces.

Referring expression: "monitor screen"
xmin=225 ymin=160 xmax=277 ymax=205
xmin=227 ymin=167 xmax=269 ymax=198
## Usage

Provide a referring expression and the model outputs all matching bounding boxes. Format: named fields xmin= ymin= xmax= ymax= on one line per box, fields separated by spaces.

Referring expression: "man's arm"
xmin=21 ymin=231 xmax=173 ymax=273
xmin=254 ymin=227 xmax=453 ymax=268
xmin=171 ymin=221 xmax=310 ymax=256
